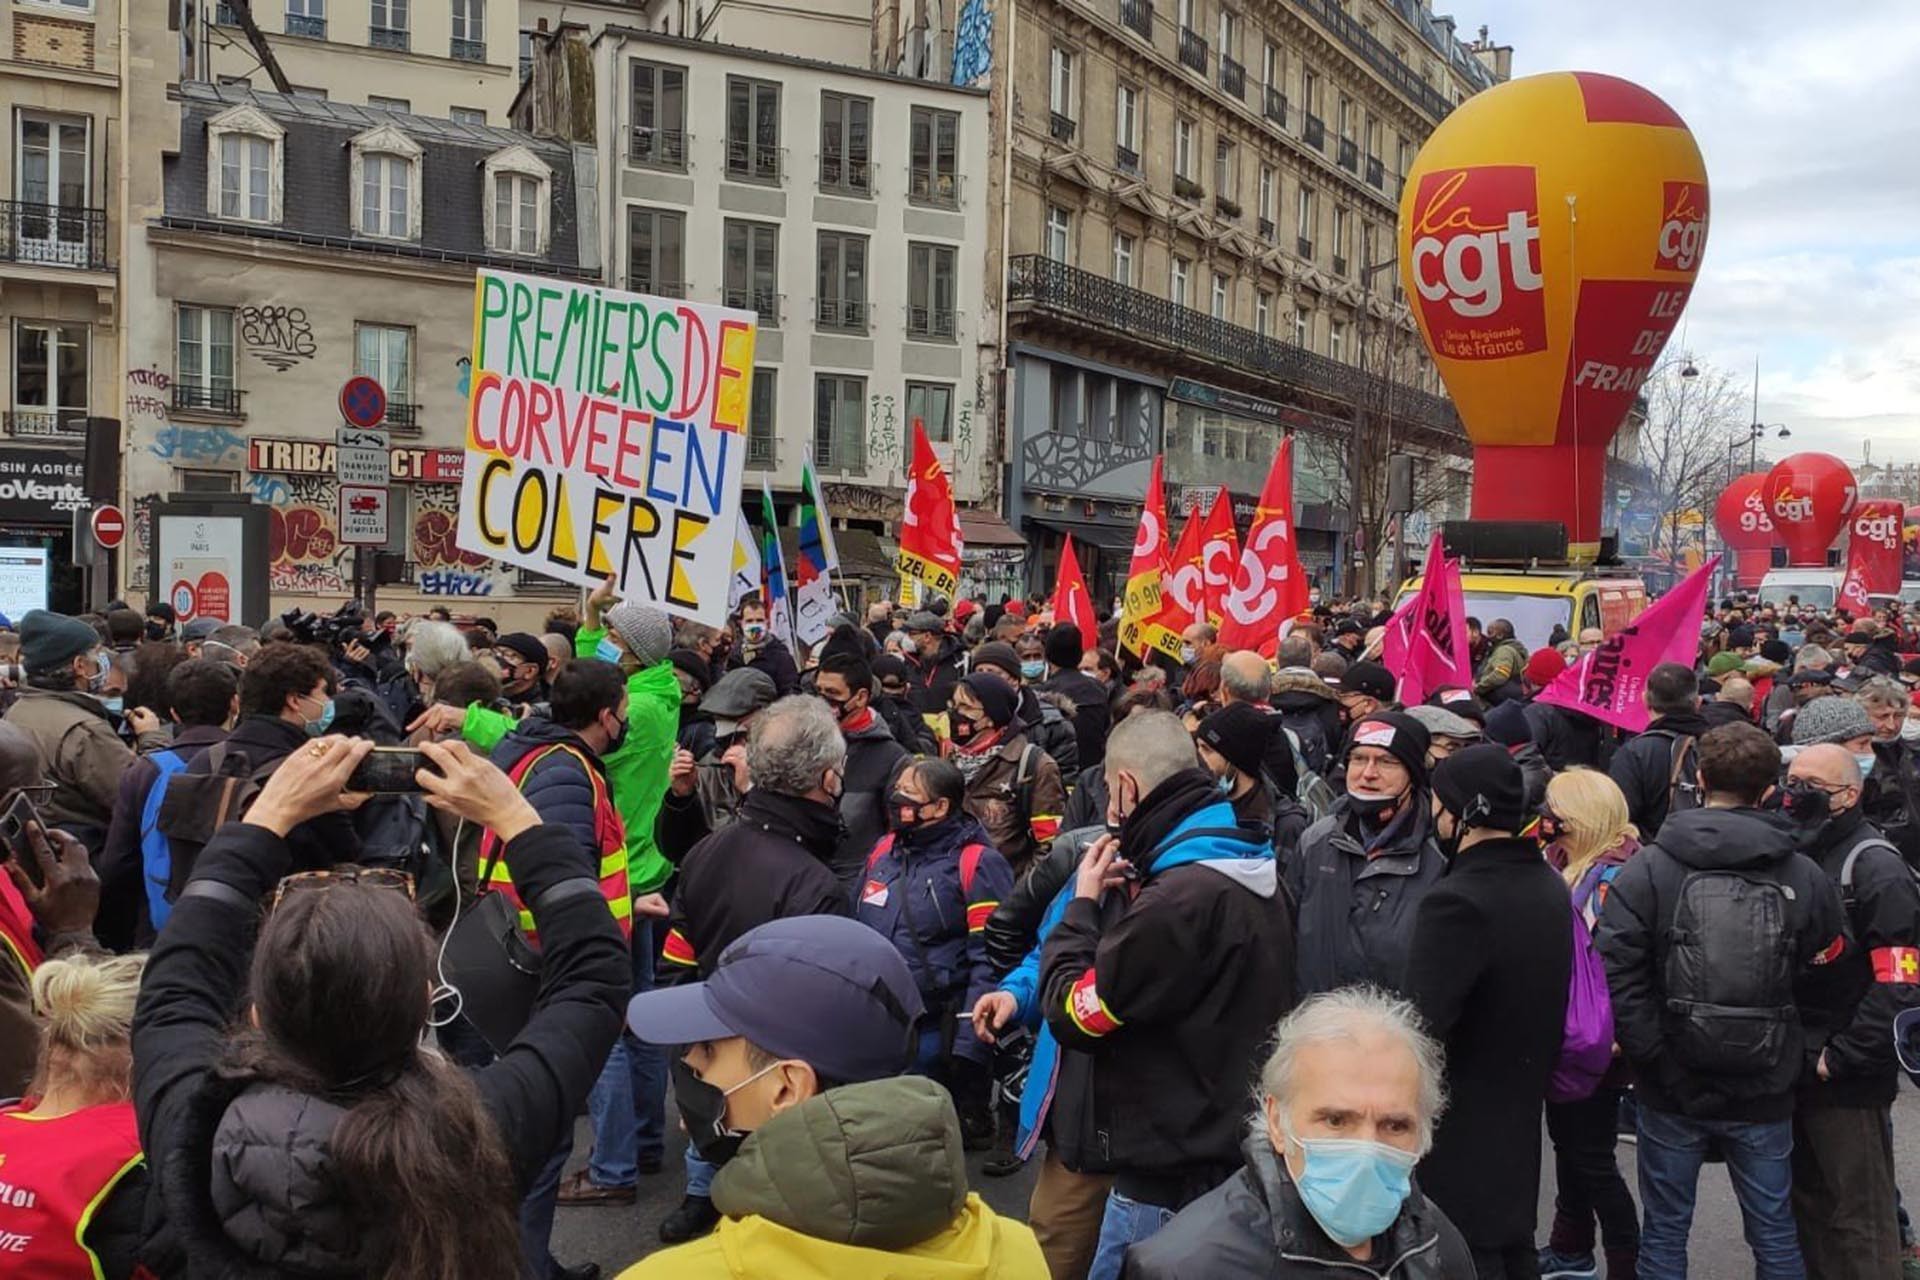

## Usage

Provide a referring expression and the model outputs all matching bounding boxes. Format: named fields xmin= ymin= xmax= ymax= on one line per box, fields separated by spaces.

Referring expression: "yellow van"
xmin=1394 ymin=569 xmax=1650 ymax=653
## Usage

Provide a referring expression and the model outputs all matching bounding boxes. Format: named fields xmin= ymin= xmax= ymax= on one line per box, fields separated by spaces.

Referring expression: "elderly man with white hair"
xmin=1127 ymin=987 xmax=1472 ymax=1278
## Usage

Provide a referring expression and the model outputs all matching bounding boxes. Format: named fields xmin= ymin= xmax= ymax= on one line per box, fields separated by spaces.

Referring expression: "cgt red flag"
xmin=1050 ymin=535 xmax=1098 ymax=642
xmin=1160 ymin=505 xmax=1208 ymax=633
xmin=896 ymin=419 xmax=963 ymax=600
xmin=1219 ymin=439 xmax=1307 ymax=655
xmin=1199 ymin=486 xmax=1239 ymax=630
xmin=1841 ymin=500 xmax=1903 ymax=616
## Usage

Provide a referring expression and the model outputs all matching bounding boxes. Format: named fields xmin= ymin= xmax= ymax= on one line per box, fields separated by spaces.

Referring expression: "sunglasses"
xmin=272 ymin=866 xmax=415 ymax=912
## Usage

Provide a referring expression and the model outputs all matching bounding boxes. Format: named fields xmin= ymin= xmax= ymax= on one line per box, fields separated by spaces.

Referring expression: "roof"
xmin=595 ymin=27 xmax=989 ymax=99
xmin=176 ymin=81 xmax=543 ymax=148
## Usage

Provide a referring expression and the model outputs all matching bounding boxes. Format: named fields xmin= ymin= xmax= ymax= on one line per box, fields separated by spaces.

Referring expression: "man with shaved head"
xmin=1782 ymin=743 xmax=1920 ymax=1277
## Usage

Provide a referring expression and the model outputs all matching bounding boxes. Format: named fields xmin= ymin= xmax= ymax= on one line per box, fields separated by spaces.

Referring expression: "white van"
xmin=1756 ymin=567 xmax=1843 ymax=610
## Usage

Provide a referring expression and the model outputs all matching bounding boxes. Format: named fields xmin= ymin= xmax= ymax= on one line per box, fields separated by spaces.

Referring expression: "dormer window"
xmin=350 ymin=123 xmax=423 ymax=241
xmin=482 ymin=145 xmax=553 ymax=257
xmin=205 ymin=104 xmax=285 ymax=225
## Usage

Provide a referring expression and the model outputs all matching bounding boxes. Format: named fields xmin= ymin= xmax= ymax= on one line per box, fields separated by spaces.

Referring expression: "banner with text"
xmin=1841 ymin=500 xmax=1903 ymax=616
xmin=1538 ymin=554 xmax=1720 ymax=733
xmin=459 ymin=269 xmax=756 ymax=625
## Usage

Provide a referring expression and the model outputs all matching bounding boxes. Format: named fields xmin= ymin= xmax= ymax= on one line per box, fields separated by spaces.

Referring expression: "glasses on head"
xmin=271 ymin=866 xmax=416 ymax=912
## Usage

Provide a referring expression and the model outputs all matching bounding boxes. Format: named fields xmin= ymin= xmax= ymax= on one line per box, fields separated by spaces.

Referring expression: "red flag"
xmin=1842 ymin=500 xmax=1903 ymax=616
xmin=1050 ymin=535 xmax=1097 ymax=646
xmin=896 ymin=419 xmax=962 ymax=599
xmin=1538 ymin=555 xmax=1721 ymax=733
xmin=1160 ymin=507 xmax=1207 ymax=633
xmin=1218 ymin=439 xmax=1307 ymax=655
xmin=1120 ymin=457 xmax=1181 ymax=659
xmin=1198 ymin=487 xmax=1239 ymax=629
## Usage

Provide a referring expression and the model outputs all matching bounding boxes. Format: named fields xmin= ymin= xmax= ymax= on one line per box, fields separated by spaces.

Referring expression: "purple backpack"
xmin=1549 ymin=893 xmax=1617 ymax=1104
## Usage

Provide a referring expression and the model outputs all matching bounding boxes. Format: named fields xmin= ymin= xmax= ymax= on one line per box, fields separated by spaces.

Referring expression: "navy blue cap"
xmin=627 ymin=915 xmax=924 ymax=1085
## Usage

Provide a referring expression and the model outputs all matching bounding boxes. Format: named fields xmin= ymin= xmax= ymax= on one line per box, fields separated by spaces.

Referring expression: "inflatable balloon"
xmin=1399 ymin=72 xmax=1708 ymax=560
xmin=1712 ymin=472 xmax=1776 ymax=588
xmin=1763 ymin=453 xmax=1855 ymax=567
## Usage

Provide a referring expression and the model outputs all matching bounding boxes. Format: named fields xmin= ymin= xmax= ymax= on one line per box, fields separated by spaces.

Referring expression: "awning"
xmin=959 ymin=508 xmax=1027 ymax=548
xmin=776 ymin=526 xmax=897 ymax=579
xmin=1028 ymin=517 xmax=1136 ymax=552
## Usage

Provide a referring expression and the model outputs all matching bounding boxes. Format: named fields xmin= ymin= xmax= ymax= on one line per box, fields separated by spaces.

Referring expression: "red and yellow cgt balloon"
xmin=1399 ymin=71 xmax=1708 ymax=560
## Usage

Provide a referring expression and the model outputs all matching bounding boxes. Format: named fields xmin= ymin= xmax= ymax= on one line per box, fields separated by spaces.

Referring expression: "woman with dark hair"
xmin=132 ymin=735 xmax=630 ymax=1280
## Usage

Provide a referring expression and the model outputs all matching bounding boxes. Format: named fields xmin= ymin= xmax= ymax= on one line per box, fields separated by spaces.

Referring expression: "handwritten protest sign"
xmin=459 ymin=269 xmax=756 ymax=625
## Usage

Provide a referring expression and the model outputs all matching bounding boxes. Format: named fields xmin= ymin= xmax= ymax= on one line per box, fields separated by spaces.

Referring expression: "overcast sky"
xmin=1456 ymin=1 xmax=1920 ymax=469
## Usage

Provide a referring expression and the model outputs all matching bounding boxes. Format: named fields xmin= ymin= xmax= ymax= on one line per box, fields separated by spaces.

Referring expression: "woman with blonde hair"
xmin=1536 ymin=767 xmax=1641 ymax=1280
xmin=0 ymin=950 xmax=150 ymax=1278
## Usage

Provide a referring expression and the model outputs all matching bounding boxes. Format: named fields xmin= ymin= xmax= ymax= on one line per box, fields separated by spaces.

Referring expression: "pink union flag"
xmin=1537 ymin=555 xmax=1721 ymax=733
xmin=1381 ymin=532 xmax=1472 ymax=706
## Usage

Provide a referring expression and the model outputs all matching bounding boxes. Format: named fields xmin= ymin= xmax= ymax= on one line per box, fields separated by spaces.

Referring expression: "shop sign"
xmin=0 ymin=446 xmax=85 ymax=519
xmin=248 ymin=437 xmax=464 ymax=483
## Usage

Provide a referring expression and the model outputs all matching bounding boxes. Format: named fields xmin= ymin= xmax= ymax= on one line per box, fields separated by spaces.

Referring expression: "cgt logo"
xmin=1772 ymin=489 xmax=1814 ymax=523
xmin=1408 ymin=166 xmax=1546 ymax=358
xmin=1740 ymin=492 xmax=1775 ymax=535
xmin=1856 ymin=512 xmax=1901 ymax=546
xmin=1655 ymin=181 xmax=1708 ymax=273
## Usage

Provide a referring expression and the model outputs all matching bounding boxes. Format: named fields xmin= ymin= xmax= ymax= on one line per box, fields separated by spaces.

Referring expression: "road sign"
xmin=90 ymin=504 xmax=126 ymax=550
xmin=338 ymin=484 xmax=389 ymax=545
xmin=339 ymin=376 xmax=388 ymax=429
xmin=335 ymin=427 xmax=390 ymax=487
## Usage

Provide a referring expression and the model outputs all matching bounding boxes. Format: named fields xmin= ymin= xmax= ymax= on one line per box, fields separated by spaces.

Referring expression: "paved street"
xmin=553 ymin=1084 xmax=1920 ymax=1276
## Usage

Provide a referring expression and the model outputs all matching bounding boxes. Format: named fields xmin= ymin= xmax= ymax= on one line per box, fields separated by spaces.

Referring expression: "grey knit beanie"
xmin=1791 ymin=695 xmax=1873 ymax=747
xmin=605 ymin=600 xmax=672 ymax=668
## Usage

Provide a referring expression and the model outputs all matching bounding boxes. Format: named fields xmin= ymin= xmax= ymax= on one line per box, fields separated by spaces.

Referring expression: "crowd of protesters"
xmin=4 ymin=583 xmax=1920 ymax=1280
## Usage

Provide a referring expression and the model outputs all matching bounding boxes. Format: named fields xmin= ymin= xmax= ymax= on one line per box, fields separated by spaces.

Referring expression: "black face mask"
xmin=1782 ymin=780 xmax=1832 ymax=825
xmin=607 ymin=715 xmax=630 ymax=755
xmin=887 ymin=790 xmax=930 ymax=831
xmin=1436 ymin=809 xmax=1464 ymax=860
xmin=671 ymin=1057 xmax=748 ymax=1167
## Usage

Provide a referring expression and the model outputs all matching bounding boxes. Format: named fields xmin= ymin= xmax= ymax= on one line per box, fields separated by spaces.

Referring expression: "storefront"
xmin=0 ymin=444 xmax=88 ymax=615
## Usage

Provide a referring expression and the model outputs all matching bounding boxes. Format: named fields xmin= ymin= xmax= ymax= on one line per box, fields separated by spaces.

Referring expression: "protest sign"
xmin=459 ymin=269 xmax=756 ymax=625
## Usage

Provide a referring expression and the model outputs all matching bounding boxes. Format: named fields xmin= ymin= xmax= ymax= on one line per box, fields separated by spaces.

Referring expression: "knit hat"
xmin=971 ymin=642 xmax=1021 ymax=682
xmin=873 ymin=654 xmax=911 ymax=688
xmin=1525 ymin=648 xmax=1566 ymax=688
xmin=1341 ymin=661 xmax=1395 ymax=703
xmin=1707 ymin=652 xmax=1743 ymax=678
xmin=954 ymin=600 xmax=980 ymax=623
xmin=182 ymin=617 xmax=222 ymax=643
xmin=1761 ymin=639 xmax=1792 ymax=665
xmin=1484 ymin=701 xmax=1535 ymax=748
xmin=669 ymin=647 xmax=713 ymax=692
xmin=1196 ymin=703 xmax=1274 ymax=778
xmin=1348 ymin=711 xmax=1431 ymax=784
xmin=1045 ymin=623 xmax=1085 ymax=670
xmin=1405 ymin=704 xmax=1481 ymax=743
xmin=1791 ymin=695 xmax=1874 ymax=747
xmin=959 ymin=671 xmax=1019 ymax=728
xmin=20 ymin=609 xmax=100 ymax=674
xmin=604 ymin=601 xmax=672 ymax=668
xmin=1431 ymin=742 xmax=1531 ymax=833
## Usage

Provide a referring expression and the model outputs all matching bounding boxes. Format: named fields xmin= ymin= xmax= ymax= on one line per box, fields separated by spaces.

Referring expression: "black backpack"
xmin=1661 ymin=864 xmax=1797 ymax=1075
xmin=1650 ymin=730 xmax=1702 ymax=824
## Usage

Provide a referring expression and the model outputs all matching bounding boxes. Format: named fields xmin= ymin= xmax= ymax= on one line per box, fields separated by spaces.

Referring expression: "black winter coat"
xmin=1595 ymin=805 xmax=1849 ymax=1123
xmin=131 ymin=821 xmax=628 ymax=1277
xmin=907 ymin=635 xmax=969 ymax=714
xmin=492 ymin=718 xmax=612 ymax=857
xmin=1022 ymin=687 xmax=1081 ymax=775
xmin=1063 ymin=763 xmax=1108 ymax=834
xmin=740 ymin=637 xmax=801 ymax=696
xmin=877 ymin=691 xmax=938 ymax=755
xmin=1405 ymin=837 xmax=1571 ymax=1249
xmin=1038 ymin=668 xmax=1113 ymax=771
xmin=1125 ymin=1129 xmax=1474 ymax=1280
xmin=208 ymin=716 xmax=364 ymax=875
xmin=97 ymin=725 xmax=230 ymax=949
xmin=1523 ymin=699 xmax=1606 ymax=771
xmin=829 ymin=714 xmax=912 ymax=891
xmin=1286 ymin=796 xmax=1445 ymax=998
xmin=983 ymin=824 xmax=1099 ymax=976
xmin=1607 ymin=710 xmax=1711 ymax=839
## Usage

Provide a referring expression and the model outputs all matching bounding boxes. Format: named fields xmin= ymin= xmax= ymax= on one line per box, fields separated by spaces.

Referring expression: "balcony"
xmin=172 ymin=384 xmax=244 ymax=417
xmin=1303 ymin=114 xmax=1325 ymax=149
xmin=723 ymin=288 xmax=784 ymax=326
xmin=1178 ymin=28 xmax=1208 ymax=73
xmin=4 ymin=410 xmax=87 ymax=440
xmin=451 ymin=37 xmax=486 ymax=62
xmin=908 ymin=167 xmax=960 ymax=207
xmin=725 ymin=139 xmax=782 ymax=183
xmin=631 ymin=127 xmax=687 ymax=169
xmin=214 ymin=2 xmax=239 ymax=22
xmin=370 ymin=24 xmax=408 ymax=50
xmin=907 ymin=306 xmax=958 ymax=341
xmin=1120 ymin=0 xmax=1153 ymax=38
xmin=286 ymin=13 xmax=325 ymax=37
xmin=819 ymin=154 xmax=871 ymax=196
xmin=1116 ymin=145 xmax=1140 ymax=175
xmin=816 ymin=297 xmax=870 ymax=332
xmin=1333 ymin=254 xmax=1349 ymax=276
xmin=1258 ymin=216 xmax=1275 ymax=238
xmin=747 ymin=432 xmax=777 ymax=467
xmin=1049 ymin=112 xmax=1077 ymax=144
xmin=1173 ymin=174 xmax=1204 ymax=202
xmin=0 ymin=203 xmax=109 ymax=272
xmin=1215 ymin=195 xmax=1242 ymax=220
xmin=1366 ymin=156 xmax=1385 ymax=189
xmin=1219 ymin=56 xmax=1245 ymax=99
xmin=628 ymin=278 xmax=686 ymax=300
xmin=1292 ymin=0 xmax=1455 ymax=123
xmin=1264 ymin=86 xmax=1288 ymax=126
xmin=1297 ymin=236 xmax=1314 ymax=260
xmin=383 ymin=401 xmax=419 ymax=434
xmin=1338 ymin=137 xmax=1359 ymax=172
xmin=1007 ymin=254 xmax=1462 ymax=436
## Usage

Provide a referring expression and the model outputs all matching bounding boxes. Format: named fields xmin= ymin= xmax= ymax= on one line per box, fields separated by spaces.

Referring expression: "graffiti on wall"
xmin=150 ymin=424 xmax=247 ymax=466
xmin=823 ymin=482 xmax=902 ymax=522
xmin=126 ymin=367 xmax=172 ymax=424
xmin=267 ymin=475 xmax=348 ymax=593
xmin=129 ymin=494 xmax=156 ymax=592
xmin=240 ymin=306 xmax=318 ymax=372
xmin=867 ymin=395 xmax=900 ymax=473
xmin=419 ymin=569 xmax=495 ymax=596
xmin=950 ymin=0 xmax=993 ymax=86
xmin=242 ymin=472 xmax=291 ymax=506
xmin=411 ymin=484 xmax=504 ymax=596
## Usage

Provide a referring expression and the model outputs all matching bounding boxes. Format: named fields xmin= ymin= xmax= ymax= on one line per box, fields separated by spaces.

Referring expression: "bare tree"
xmin=1632 ymin=358 xmax=1747 ymax=564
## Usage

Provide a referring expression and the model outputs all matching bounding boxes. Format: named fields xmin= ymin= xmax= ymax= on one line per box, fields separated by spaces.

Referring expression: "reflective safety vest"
xmin=0 ymin=1099 xmax=144 ymax=1279
xmin=477 ymin=742 xmax=632 ymax=950
xmin=0 ymin=872 xmax=42 ymax=979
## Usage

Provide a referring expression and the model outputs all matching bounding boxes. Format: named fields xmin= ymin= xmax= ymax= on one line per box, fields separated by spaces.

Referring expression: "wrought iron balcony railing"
xmin=907 ymin=306 xmax=958 ymax=340
xmin=171 ymin=384 xmax=244 ymax=417
xmin=1258 ymin=216 xmax=1275 ymax=238
xmin=451 ymin=37 xmax=486 ymax=62
xmin=1219 ymin=56 xmax=1245 ymax=99
xmin=908 ymin=167 xmax=960 ymax=207
xmin=382 ymin=400 xmax=419 ymax=433
xmin=1290 ymin=0 xmax=1454 ymax=122
xmin=286 ymin=13 xmax=325 ymax=37
xmin=1116 ymin=145 xmax=1140 ymax=175
xmin=0 ymin=203 xmax=108 ymax=271
xmin=747 ymin=432 xmax=776 ymax=467
xmin=1119 ymin=0 xmax=1153 ymax=38
xmin=726 ymin=139 xmax=782 ymax=182
xmin=723 ymin=288 xmax=784 ymax=326
xmin=1366 ymin=156 xmax=1385 ymax=188
xmin=4 ymin=410 xmax=87 ymax=439
xmin=1303 ymin=114 xmax=1325 ymax=149
xmin=370 ymin=24 xmax=408 ymax=50
xmin=1173 ymin=174 xmax=1204 ymax=202
xmin=816 ymin=296 xmax=870 ymax=332
xmin=819 ymin=154 xmax=872 ymax=195
xmin=1178 ymin=28 xmax=1208 ymax=72
xmin=1049 ymin=112 xmax=1077 ymax=143
xmin=1264 ymin=86 xmax=1288 ymax=125
xmin=630 ymin=127 xmax=687 ymax=169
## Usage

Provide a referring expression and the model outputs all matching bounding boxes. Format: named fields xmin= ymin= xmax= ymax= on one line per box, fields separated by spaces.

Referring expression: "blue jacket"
xmin=853 ymin=813 xmax=1013 ymax=1067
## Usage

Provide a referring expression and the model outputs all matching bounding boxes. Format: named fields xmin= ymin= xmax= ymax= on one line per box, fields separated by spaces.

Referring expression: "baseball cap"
xmin=1340 ymin=661 xmax=1395 ymax=703
xmin=182 ymin=617 xmax=221 ymax=642
xmin=1405 ymin=703 xmax=1481 ymax=742
xmin=626 ymin=916 xmax=925 ymax=1085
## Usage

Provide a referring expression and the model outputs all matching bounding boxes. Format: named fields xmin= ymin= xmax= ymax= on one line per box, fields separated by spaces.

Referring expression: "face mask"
xmin=1535 ymin=813 xmax=1564 ymax=845
xmin=743 ymin=622 xmax=769 ymax=645
xmin=820 ymin=695 xmax=851 ymax=721
xmin=1902 ymin=719 xmax=1920 ymax=743
xmin=1435 ymin=808 xmax=1463 ymax=860
xmin=1285 ymin=1119 xmax=1419 ymax=1248
xmin=1020 ymin=659 xmax=1046 ymax=680
xmin=608 ymin=715 xmax=631 ymax=755
xmin=88 ymin=652 xmax=111 ymax=694
xmin=305 ymin=696 xmax=336 ymax=737
xmin=1179 ymin=644 xmax=1197 ymax=665
xmin=103 ymin=695 xmax=124 ymax=716
xmin=1856 ymin=753 xmax=1876 ymax=782
xmin=595 ymin=637 xmax=622 ymax=665
xmin=950 ymin=714 xmax=979 ymax=744
xmin=1781 ymin=780 xmax=1831 ymax=824
xmin=888 ymin=789 xmax=932 ymax=830
xmin=672 ymin=1056 xmax=782 ymax=1168
xmin=1347 ymin=787 xmax=1402 ymax=821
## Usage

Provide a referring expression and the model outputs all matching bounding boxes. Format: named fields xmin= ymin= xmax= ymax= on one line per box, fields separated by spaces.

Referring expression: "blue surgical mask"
xmin=305 ymin=696 xmax=335 ymax=737
xmin=1284 ymin=1119 xmax=1420 ymax=1248
xmin=103 ymin=696 xmax=124 ymax=716
xmin=1856 ymin=753 xmax=1877 ymax=781
xmin=1020 ymin=659 xmax=1046 ymax=680
xmin=595 ymin=637 xmax=623 ymax=665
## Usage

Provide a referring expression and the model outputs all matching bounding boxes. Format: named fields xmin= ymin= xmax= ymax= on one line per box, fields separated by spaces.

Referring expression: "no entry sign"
xmin=90 ymin=504 xmax=125 ymax=550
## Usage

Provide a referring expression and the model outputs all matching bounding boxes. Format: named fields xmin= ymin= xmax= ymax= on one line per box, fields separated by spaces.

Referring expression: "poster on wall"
xmin=156 ymin=513 xmax=247 ymax=624
xmin=0 ymin=546 xmax=50 ymax=620
xmin=457 ymin=269 xmax=757 ymax=626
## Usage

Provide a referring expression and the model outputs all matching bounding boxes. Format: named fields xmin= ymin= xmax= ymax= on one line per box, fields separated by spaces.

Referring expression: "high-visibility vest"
xmin=476 ymin=743 xmax=632 ymax=950
xmin=0 ymin=1099 xmax=144 ymax=1279
xmin=0 ymin=873 xmax=42 ymax=979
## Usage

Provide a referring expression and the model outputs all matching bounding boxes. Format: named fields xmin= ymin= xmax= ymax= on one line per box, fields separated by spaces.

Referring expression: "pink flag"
xmin=1538 ymin=555 xmax=1722 ymax=733
xmin=1381 ymin=532 xmax=1472 ymax=705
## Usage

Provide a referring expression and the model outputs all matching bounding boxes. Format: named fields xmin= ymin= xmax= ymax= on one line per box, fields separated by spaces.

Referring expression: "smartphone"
xmin=0 ymin=790 xmax=44 ymax=889
xmin=347 ymin=747 xmax=442 ymax=794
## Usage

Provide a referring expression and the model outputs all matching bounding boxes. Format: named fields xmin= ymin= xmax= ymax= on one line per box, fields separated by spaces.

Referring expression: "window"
xmin=1214 ymin=139 xmax=1235 ymax=198
xmin=726 ymin=77 xmax=780 ymax=182
xmin=1337 ymin=93 xmax=1353 ymax=140
xmin=1115 ymin=84 xmax=1139 ymax=161
xmin=450 ymin=106 xmax=487 ymax=126
xmin=1332 ymin=205 xmax=1349 ymax=272
xmin=1174 ymin=118 xmax=1194 ymax=180
xmin=355 ymin=323 xmax=412 ymax=412
xmin=907 ymin=243 xmax=957 ymax=339
xmin=175 ymin=306 xmax=235 ymax=410
xmin=371 ymin=0 xmax=408 ymax=48
xmin=368 ymin=95 xmax=409 ymax=111
xmin=359 ymin=153 xmax=410 ymax=238
xmin=1262 ymin=42 xmax=1282 ymax=91
xmin=814 ymin=375 xmax=865 ymax=472
xmin=286 ymin=0 xmax=326 ymax=39
xmin=630 ymin=61 xmax=687 ymax=169
xmin=1258 ymin=166 xmax=1275 ymax=226
xmin=451 ymin=0 xmax=484 ymax=60
xmin=1296 ymin=184 xmax=1315 ymax=255
xmin=179 ymin=470 xmax=240 ymax=494
xmin=1293 ymin=307 xmax=1310 ymax=347
xmin=906 ymin=382 xmax=954 ymax=444
xmin=491 ymin=173 xmax=538 ymax=253
xmin=1177 ymin=0 xmax=1195 ymax=29
xmin=1216 ymin=8 xmax=1237 ymax=59
xmin=1256 ymin=290 xmax=1272 ymax=337
xmin=909 ymin=107 xmax=960 ymax=206
xmin=1112 ymin=231 xmax=1135 ymax=286
xmin=1211 ymin=272 xmax=1228 ymax=320
xmin=14 ymin=113 xmax=91 ymax=265
xmin=1049 ymin=47 xmax=1073 ymax=118
xmin=1329 ymin=319 xmax=1346 ymax=362
xmin=723 ymin=220 xmax=780 ymax=322
xmin=1361 ymin=222 xmax=1377 ymax=289
xmin=1302 ymin=66 xmax=1319 ymax=117
xmin=519 ymin=29 xmax=533 ymax=80
xmin=816 ymin=232 xmax=869 ymax=330
xmin=747 ymin=369 xmax=777 ymax=466
xmin=11 ymin=322 xmax=88 ymax=427
xmin=628 ymin=207 xmax=686 ymax=297
xmin=1044 ymin=206 xmax=1070 ymax=262
xmin=217 ymin=134 xmax=272 ymax=221
xmin=819 ymin=92 xmax=872 ymax=194
xmin=1171 ymin=256 xmax=1190 ymax=308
